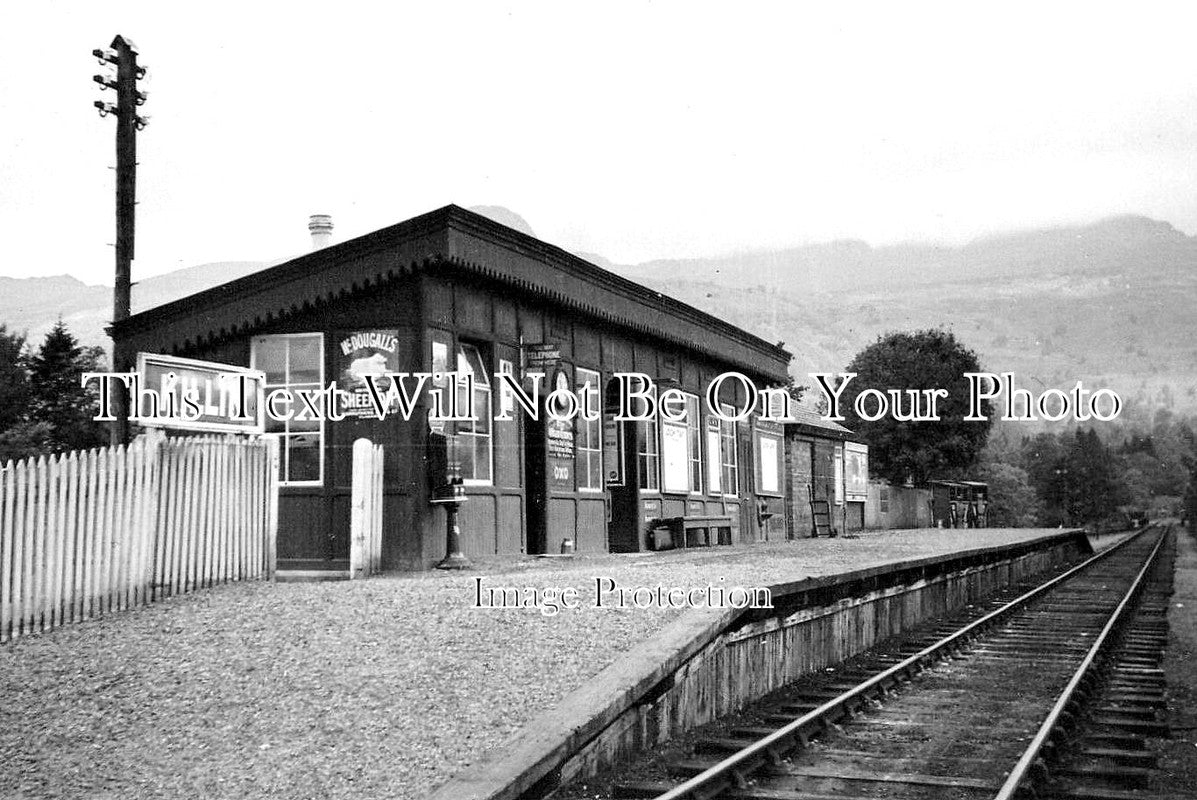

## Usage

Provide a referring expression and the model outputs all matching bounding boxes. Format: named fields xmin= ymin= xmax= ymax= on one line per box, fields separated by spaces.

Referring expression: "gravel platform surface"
xmin=1 ymin=527 xmax=1071 ymax=800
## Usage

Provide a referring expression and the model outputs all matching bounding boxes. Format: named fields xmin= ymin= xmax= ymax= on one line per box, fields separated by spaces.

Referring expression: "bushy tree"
xmin=1182 ymin=430 xmax=1197 ymax=527
xmin=24 ymin=321 xmax=107 ymax=454
xmin=1006 ymin=402 xmax=1197 ymax=528
xmin=0 ymin=324 xmax=30 ymax=432
xmin=1184 ymin=460 xmax=1197 ymax=527
xmin=1020 ymin=432 xmax=1064 ymax=483
xmin=838 ymin=329 xmax=992 ymax=485
xmin=977 ymin=461 xmax=1040 ymax=527
xmin=0 ymin=421 xmax=54 ymax=464
xmin=1031 ymin=428 xmax=1122 ymax=526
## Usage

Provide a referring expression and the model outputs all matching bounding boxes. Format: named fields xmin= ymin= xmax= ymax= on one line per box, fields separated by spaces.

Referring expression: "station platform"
xmin=2 ymin=526 xmax=1096 ymax=800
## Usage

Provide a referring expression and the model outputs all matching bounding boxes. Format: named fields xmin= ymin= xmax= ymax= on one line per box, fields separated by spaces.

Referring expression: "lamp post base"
xmin=435 ymin=499 xmax=472 ymax=570
xmin=436 ymin=552 xmax=472 ymax=570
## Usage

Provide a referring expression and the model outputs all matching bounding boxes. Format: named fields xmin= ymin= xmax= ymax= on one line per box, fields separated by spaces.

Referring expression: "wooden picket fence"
xmin=349 ymin=438 xmax=384 ymax=579
xmin=0 ymin=433 xmax=279 ymax=643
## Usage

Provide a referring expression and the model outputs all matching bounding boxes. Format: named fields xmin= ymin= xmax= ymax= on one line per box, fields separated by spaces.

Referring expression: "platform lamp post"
xmin=93 ymin=35 xmax=148 ymax=445
xmin=430 ymin=429 xmax=471 ymax=570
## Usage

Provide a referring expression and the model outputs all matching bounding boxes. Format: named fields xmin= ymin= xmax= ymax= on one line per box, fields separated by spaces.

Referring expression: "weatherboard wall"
xmin=419 ymin=265 xmax=789 ymax=564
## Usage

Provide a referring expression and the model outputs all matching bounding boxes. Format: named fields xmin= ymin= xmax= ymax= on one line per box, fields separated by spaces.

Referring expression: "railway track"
xmin=613 ymin=525 xmax=1177 ymax=800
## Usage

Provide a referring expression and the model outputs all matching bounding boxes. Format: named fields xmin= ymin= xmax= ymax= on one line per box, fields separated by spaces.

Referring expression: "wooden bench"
xmin=648 ymin=515 xmax=733 ymax=550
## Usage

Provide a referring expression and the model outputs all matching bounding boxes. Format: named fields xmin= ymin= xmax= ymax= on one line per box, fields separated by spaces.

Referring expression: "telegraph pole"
xmin=93 ymin=35 xmax=148 ymax=444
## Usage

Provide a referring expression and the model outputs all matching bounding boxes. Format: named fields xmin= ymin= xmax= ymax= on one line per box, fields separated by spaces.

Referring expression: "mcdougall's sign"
xmin=337 ymin=330 xmax=401 ymax=419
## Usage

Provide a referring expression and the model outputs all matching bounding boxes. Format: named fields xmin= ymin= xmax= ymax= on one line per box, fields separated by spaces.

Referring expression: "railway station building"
xmin=112 ymin=205 xmax=795 ymax=571
xmin=783 ymin=409 xmax=868 ymax=537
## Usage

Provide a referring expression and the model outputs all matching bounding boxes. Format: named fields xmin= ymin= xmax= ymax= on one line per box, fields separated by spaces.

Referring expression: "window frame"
xmin=705 ymin=415 xmax=723 ymax=495
xmin=684 ymin=393 xmax=703 ymax=496
xmin=251 ymin=332 xmax=326 ymax=487
xmin=454 ymin=341 xmax=494 ymax=486
xmin=720 ymin=403 xmax=739 ymax=498
xmin=636 ymin=379 xmax=660 ymax=493
xmin=575 ymin=367 xmax=603 ymax=493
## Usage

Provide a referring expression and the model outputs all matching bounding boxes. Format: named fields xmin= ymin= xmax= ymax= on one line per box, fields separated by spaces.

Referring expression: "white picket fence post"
xmin=349 ymin=438 xmax=384 ymax=579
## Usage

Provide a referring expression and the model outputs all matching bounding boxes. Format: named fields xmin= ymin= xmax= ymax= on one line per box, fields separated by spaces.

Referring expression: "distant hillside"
xmin=0 ymin=262 xmax=273 ymax=354
xmin=2 ymin=212 xmax=1194 ymax=418
xmin=0 ymin=274 xmax=111 ymax=346
xmin=621 ymin=215 xmax=1197 ymax=292
xmin=613 ymin=215 xmax=1197 ymax=418
xmin=468 ymin=205 xmax=536 ymax=238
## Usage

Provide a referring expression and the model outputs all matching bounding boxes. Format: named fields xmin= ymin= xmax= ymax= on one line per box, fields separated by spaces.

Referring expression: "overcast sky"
xmin=3 ymin=2 xmax=1196 ymax=284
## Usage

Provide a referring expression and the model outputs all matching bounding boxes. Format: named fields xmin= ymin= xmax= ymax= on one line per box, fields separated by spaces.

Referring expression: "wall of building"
xmin=783 ymin=433 xmax=851 ymax=538
xmin=865 ymin=480 xmax=932 ymax=530
xmin=144 ymin=264 xmax=791 ymax=570
xmin=784 ymin=438 xmax=814 ymax=538
xmin=184 ymin=280 xmax=429 ymax=569
xmin=419 ymin=267 xmax=786 ymax=566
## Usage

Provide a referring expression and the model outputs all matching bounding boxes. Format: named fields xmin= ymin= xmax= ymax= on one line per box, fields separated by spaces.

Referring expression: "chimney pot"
xmin=308 ymin=214 xmax=333 ymax=250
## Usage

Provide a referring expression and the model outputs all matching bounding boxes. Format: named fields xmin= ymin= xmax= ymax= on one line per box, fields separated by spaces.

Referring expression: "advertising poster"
xmin=336 ymin=329 xmax=401 ymax=418
xmin=845 ymin=442 xmax=869 ymax=502
xmin=547 ymin=370 xmax=574 ymax=488
xmin=661 ymin=421 xmax=689 ymax=494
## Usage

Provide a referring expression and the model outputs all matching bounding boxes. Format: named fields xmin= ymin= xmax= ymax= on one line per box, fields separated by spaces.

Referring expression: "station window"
xmin=705 ymin=416 xmax=722 ymax=494
xmin=575 ymin=368 xmax=603 ymax=492
xmin=455 ymin=342 xmax=493 ymax=484
xmin=685 ymin=394 xmax=702 ymax=495
xmin=720 ymin=404 xmax=739 ymax=497
xmin=252 ymin=333 xmax=324 ymax=485
xmin=635 ymin=379 xmax=659 ymax=492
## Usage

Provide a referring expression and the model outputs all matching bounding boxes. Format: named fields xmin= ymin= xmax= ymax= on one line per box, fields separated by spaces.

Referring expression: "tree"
xmin=974 ymin=425 xmax=1040 ymax=526
xmin=1040 ymin=429 xmax=1121 ymax=526
xmin=838 ymin=329 xmax=993 ymax=485
xmin=0 ymin=324 xmax=30 ymax=433
xmin=1184 ymin=455 xmax=1197 ymax=527
xmin=1182 ymin=428 xmax=1197 ymax=527
xmin=0 ymin=421 xmax=54 ymax=465
xmin=976 ymin=461 xmax=1040 ymax=527
xmin=26 ymin=321 xmax=107 ymax=453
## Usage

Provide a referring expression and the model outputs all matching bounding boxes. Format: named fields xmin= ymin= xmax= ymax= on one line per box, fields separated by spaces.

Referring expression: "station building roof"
xmin=112 ymin=205 xmax=792 ymax=382
xmin=785 ymin=406 xmax=862 ymax=441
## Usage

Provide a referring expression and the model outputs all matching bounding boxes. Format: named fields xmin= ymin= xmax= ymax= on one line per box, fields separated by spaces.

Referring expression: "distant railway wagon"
xmin=929 ymin=480 xmax=988 ymax=528
xmin=112 ymin=205 xmax=808 ymax=571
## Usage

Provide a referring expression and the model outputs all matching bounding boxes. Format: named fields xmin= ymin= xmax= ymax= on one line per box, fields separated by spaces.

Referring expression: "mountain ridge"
xmin=2 ymin=209 xmax=1193 ymax=416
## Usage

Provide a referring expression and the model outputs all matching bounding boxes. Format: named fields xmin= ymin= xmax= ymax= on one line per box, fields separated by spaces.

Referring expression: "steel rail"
xmin=650 ymin=526 xmax=1156 ymax=800
xmin=992 ymin=526 xmax=1169 ymax=800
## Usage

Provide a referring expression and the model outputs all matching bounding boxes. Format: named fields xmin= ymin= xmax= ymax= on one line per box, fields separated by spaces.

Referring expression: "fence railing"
xmin=0 ymin=433 xmax=278 ymax=643
xmin=349 ymin=437 xmax=383 ymax=579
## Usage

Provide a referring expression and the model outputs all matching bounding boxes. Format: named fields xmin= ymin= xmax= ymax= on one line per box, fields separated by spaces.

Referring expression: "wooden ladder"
xmin=808 ymin=484 xmax=836 ymax=538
